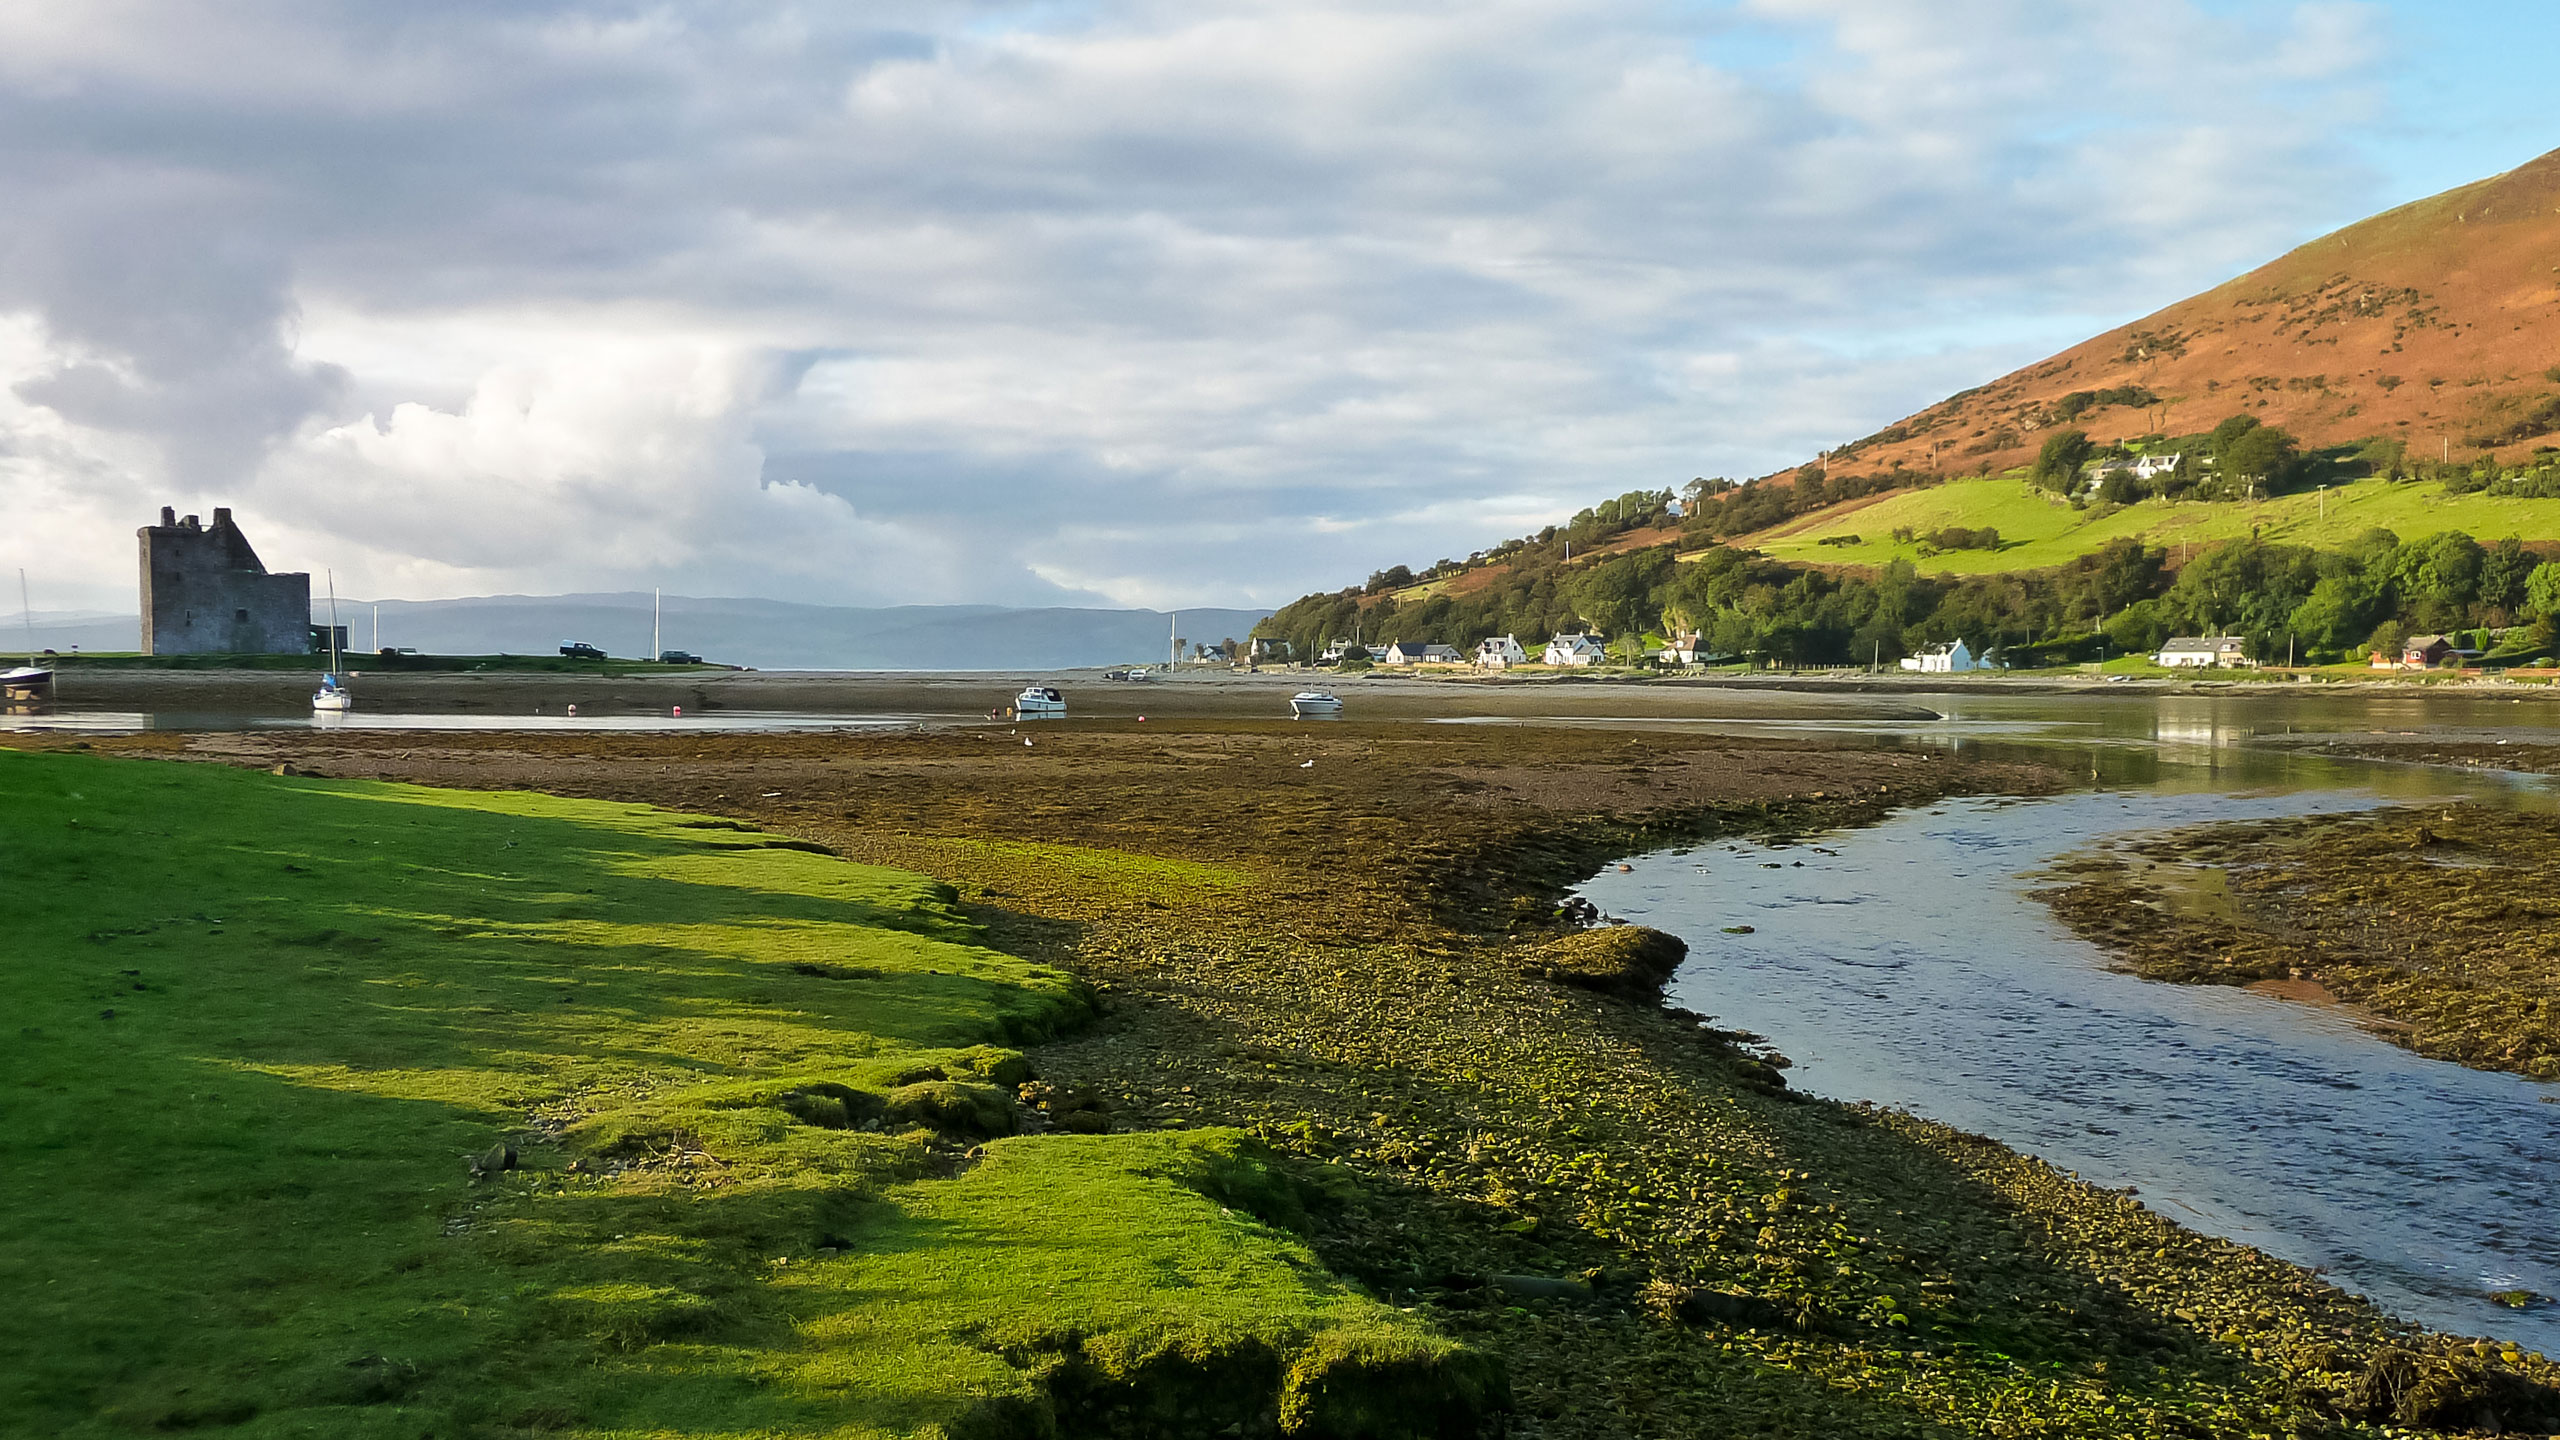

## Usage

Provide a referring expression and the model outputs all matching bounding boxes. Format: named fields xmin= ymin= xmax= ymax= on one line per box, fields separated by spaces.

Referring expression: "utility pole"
xmin=1170 ymin=611 xmax=1179 ymax=669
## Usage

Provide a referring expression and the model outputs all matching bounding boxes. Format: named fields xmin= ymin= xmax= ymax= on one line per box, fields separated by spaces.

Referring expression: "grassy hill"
xmin=1 ymin=750 xmax=1482 ymax=1437
xmin=1266 ymin=151 xmax=2560 ymax=661
xmin=1748 ymin=475 xmax=2560 ymax=575
xmin=1820 ymin=146 xmax=2560 ymax=479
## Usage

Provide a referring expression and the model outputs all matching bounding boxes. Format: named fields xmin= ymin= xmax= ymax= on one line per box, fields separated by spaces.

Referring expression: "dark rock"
xmin=1486 ymin=1273 xmax=1592 ymax=1302
xmin=884 ymin=1080 xmax=1018 ymax=1138
xmin=473 ymin=1143 xmax=517 ymax=1175
xmin=778 ymin=1084 xmax=887 ymax=1130
xmin=1651 ymin=1284 xmax=1834 ymax=1334
xmin=1020 ymin=1080 xmax=1110 ymax=1133
xmin=1525 ymin=926 xmax=1688 ymax=998
xmin=2347 ymin=1345 xmax=2560 ymax=1429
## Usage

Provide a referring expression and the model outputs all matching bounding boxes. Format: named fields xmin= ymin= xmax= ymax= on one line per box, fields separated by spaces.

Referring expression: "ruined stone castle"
xmin=138 ymin=507 xmax=312 ymax=655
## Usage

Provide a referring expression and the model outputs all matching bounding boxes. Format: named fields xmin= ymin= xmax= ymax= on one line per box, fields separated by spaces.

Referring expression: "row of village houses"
xmin=1313 ymin=632 xmax=1688 ymax=668
xmin=2155 ymin=633 xmax=2488 ymax=670
xmin=1902 ymin=633 xmax=2486 ymax=671
xmin=1291 ymin=630 xmax=2486 ymax=673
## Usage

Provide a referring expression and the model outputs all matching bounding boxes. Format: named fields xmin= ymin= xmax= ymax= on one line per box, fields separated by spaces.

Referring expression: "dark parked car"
xmin=559 ymin=641 xmax=607 ymax=660
xmin=658 ymin=650 xmax=703 ymax=665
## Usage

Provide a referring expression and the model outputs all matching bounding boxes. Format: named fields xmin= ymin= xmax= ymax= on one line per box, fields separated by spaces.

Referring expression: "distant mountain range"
xmin=14 ymin=594 xmax=1272 ymax=671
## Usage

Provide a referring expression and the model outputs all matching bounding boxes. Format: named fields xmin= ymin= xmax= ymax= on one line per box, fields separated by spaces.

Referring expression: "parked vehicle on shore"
xmin=560 ymin=641 xmax=607 ymax=660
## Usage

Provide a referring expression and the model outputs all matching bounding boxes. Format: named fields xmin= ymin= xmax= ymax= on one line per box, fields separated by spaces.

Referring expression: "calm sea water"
xmin=1574 ymin=712 xmax=2560 ymax=1348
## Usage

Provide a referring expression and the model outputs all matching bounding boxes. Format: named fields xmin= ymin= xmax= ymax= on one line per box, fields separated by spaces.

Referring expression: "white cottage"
xmin=2085 ymin=452 xmax=2184 ymax=491
xmin=2154 ymin=636 xmax=2250 ymax=668
xmin=1381 ymin=640 xmax=1463 ymax=666
xmin=1898 ymin=639 xmax=1976 ymax=673
xmin=1543 ymin=633 xmax=1606 ymax=666
xmin=1475 ymin=635 xmax=1528 ymax=669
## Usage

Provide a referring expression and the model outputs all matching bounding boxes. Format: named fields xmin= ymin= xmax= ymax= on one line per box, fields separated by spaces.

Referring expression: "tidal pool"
xmin=1575 ymin=763 xmax=2560 ymax=1349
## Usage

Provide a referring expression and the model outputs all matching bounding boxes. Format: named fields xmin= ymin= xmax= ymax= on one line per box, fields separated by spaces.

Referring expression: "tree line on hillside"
xmin=1257 ymin=527 xmax=2560 ymax=669
xmin=1264 ymin=403 xmax=2560 ymax=667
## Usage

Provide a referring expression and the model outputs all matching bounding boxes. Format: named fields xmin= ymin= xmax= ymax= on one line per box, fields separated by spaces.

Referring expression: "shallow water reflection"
xmin=1576 ymin=780 xmax=2560 ymax=1349
xmin=0 ymin=709 xmax=930 ymax=734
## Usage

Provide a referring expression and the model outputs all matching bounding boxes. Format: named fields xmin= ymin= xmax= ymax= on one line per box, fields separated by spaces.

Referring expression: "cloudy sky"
xmin=1 ymin=1 xmax=2550 ymax=615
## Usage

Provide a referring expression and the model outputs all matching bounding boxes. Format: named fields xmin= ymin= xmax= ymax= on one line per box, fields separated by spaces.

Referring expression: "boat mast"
xmin=19 ymin=568 xmax=34 ymax=665
xmin=654 ymin=587 xmax=661 ymax=661
xmin=1168 ymin=611 xmax=1177 ymax=669
xmin=326 ymin=570 xmax=342 ymax=673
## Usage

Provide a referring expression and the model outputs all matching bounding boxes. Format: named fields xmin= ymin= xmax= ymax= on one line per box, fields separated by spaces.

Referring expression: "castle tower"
xmin=137 ymin=507 xmax=313 ymax=655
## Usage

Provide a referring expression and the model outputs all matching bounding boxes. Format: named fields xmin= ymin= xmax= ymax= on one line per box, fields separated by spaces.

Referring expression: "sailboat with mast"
xmin=311 ymin=570 xmax=352 ymax=713
xmin=3 ymin=569 xmax=53 ymax=700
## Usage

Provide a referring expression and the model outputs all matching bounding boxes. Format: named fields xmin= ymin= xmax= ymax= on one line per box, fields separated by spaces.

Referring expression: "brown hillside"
xmin=1832 ymin=145 xmax=2560 ymax=477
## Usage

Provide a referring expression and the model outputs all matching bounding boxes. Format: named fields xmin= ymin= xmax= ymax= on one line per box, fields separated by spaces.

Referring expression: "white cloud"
xmin=0 ymin=0 xmax=2420 ymax=612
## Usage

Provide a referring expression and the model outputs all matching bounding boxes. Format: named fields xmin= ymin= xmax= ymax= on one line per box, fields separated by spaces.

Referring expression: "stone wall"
xmin=138 ymin=507 xmax=312 ymax=656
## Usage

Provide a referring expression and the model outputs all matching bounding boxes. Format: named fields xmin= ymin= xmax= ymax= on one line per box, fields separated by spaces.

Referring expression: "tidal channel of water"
xmin=1574 ymin=696 xmax=2560 ymax=1349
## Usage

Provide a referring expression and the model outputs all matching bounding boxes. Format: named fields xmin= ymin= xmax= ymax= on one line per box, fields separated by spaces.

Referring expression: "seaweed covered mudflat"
xmin=16 ymin=718 xmax=2560 ymax=1437
xmin=2042 ymin=803 xmax=2560 ymax=1081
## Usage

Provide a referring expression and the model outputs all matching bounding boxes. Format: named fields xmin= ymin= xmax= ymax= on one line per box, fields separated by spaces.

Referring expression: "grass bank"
xmin=2042 ymin=801 xmax=2560 ymax=1080
xmin=0 ymin=748 xmax=1485 ymax=1437
xmin=80 ymin=721 xmax=2560 ymax=1436
xmin=1748 ymin=476 xmax=2560 ymax=574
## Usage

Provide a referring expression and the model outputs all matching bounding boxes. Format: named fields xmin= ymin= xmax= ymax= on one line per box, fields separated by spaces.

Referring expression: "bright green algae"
xmin=0 ymin=750 xmax=1478 ymax=1437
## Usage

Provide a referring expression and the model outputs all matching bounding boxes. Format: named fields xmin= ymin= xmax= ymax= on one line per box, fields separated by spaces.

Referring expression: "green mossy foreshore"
xmin=0 ymin=749 xmax=1489 ymax=1437
xmin=16 ymin=722 xmax=2560 ymax=1439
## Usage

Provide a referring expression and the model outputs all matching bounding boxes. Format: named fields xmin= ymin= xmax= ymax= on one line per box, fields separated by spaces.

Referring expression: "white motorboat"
xmin=312 ymin=569 xmax=353 ymax=714
xmin=1014 ymin=685 xmax=1067 ymax=718
xmin=1290 ymin=689 xmax=1343 ymax=718
xmin=1124 ymin=667 xmax=1154 ymax=682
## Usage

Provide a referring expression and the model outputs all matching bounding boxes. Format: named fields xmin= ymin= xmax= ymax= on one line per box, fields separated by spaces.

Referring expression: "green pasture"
xmin=0 ymin=750 xmax=1465 ymax=1438
xmin=1748 ymin=477 xmax=2560 ymax=574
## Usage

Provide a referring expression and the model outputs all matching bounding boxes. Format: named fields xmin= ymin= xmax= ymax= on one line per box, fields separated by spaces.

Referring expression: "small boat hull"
xmin=1290 ymin=691 xmax=1343 ymax=719
xmin=1 ymin=665 xmax=53 ymax=699
xmin=1013 ymin=686 xmax=1067 ymax=719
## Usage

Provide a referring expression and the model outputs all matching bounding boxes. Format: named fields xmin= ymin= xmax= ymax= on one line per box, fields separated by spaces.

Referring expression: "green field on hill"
xmin=1748 ymin=476 xmax=2560 ymax=573
xmin=0 ymin=750 xmax=1471 ymax=1438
